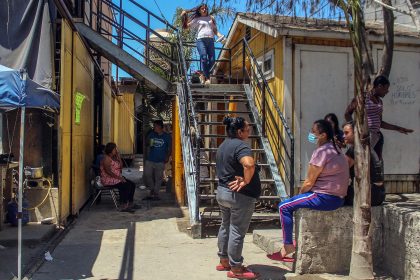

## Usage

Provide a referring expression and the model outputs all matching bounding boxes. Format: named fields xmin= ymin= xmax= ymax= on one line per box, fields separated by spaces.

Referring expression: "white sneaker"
xmin=205 ymin=79 xmax=211 ymax=85
xmin=216 ymin=34 xmax=225 ymax=43
xmin=199 ymin=74 xmax=206 ymax=84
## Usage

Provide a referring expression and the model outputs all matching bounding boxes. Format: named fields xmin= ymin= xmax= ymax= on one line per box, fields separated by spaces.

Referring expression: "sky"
xmin=112 ymin=0 xmax=246 ymax=78
xmin=111 ymin=0 xmax=338 ymax=79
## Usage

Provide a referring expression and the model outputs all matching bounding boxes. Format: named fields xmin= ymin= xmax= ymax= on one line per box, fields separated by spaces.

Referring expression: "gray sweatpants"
xmin=216 ymin=186 xmax=256 ymax=268
xmin=143 ymin=160 xmax=165 ymax=195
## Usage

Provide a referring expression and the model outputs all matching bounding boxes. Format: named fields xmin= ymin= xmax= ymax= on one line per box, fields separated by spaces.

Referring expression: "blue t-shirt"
xmin=147 ymin=131 xmax=171 ymax=163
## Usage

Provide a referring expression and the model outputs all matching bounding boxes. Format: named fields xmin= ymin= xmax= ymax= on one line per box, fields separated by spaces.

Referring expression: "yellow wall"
xmin=112 ymin=97 xmax=119 ymax=143
xmin=223 ymin=23 xmax=287 ymax=177
xmin=59 ymin=20 xmax=95 ymax=221
xmin=59 ymin=20 xmax=73 ymax=223
xmin=114 ymin=94 xmax=135 ymax=154
xmin=102 ymin=81 xmax=113 ymax=144
xmin=71 ymin=33 xmax=95 ymax=214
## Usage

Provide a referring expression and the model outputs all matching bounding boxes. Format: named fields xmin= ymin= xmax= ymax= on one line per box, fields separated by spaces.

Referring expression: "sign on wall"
xmin=74 ymin=91 xmax=86 ymax=125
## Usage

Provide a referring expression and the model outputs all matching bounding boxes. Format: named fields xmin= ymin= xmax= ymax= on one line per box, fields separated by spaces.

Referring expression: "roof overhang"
xmin=236 ymin=14 xmax=420 ymax=44
xmin=215 ymin=13 xmax=420 ymax=73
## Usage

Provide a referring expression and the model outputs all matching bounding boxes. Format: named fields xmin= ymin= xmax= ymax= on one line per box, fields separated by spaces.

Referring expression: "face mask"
xmin=308 ymin=132 xmax=318 ymax=144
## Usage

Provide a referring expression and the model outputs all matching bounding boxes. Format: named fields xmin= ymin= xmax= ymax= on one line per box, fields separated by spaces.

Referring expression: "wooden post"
xmin=172 ymin=98 xmax=185 ymax=205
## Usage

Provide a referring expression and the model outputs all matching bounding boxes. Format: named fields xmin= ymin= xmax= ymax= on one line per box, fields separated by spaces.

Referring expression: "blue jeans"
xmin=279 ymin=192 xmax=344 ymax=244
xmin=196 ymin=37 xmax=215 ymax=79
xmin=216 ymin=186 xmax=256 ymax=268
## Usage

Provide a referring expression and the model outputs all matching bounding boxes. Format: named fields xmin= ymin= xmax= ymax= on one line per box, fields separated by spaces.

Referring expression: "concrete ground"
xmin=26 ymin=168 xmax=290 ymax=280
xmin=0 ymin=203 xmax=58 ymax=280
xmin=6 ymin=166 xmax=405 ymax=280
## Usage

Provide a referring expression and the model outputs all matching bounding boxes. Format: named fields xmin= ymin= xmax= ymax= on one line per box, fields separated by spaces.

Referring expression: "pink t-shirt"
xmin=309 ymin=142 xmax=349 ymax=197
xmin=100 ymin=157 xmax=122 ymax=186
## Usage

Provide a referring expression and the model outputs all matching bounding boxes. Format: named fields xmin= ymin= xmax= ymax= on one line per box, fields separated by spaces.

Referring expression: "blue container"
xmin=6 ymin=200 xmax=29 ymax=226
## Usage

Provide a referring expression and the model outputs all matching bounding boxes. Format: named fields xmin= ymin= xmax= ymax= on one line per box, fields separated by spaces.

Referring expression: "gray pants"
xmin=143 ymin=160 xmax=165 ymax=195
xmin=216 ymin=186 xmax=256 ymax=268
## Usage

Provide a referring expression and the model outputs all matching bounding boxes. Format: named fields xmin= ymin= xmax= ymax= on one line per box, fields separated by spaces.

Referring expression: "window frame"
xmin=256 ymin=49 xmax=275 ymax=81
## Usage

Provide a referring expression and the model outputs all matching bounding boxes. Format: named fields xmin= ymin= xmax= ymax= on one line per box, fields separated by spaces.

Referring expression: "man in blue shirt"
xmin=144 ymin=120 xmax=171 ymax=199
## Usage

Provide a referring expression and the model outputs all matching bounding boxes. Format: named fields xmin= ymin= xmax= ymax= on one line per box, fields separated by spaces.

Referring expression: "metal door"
xmin=294 ymin=45 xmax=354 ymax=180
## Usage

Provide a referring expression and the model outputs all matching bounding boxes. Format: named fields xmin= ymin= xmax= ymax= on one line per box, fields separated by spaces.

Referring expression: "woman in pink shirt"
xmin=100 ymin=142 xmax=136 ymax=212
xmin=268 ymin=120 xmax=349 ymax=262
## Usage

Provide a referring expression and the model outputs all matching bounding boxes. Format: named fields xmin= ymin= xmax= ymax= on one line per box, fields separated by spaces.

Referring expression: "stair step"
xmin=198 ymin=122 xmax=256 ymax=126
xmin=196 ymin=110 xmax=251 ymax=114
xmin=200 ymin=162 xmax=270 ymax=167
xmin=191 ymin=92 xmax=246 ymax=97
xmin=201 ymin=211 xmax=279 ymax=220
xmin=193 ymin=98 xmax=249 ymax=103
xmin=201 ymin=178 xmax=274 ymax=183
xmin=200 ymin=148 xmax=265 ymax=152
xmin=191 ymin=90 xmax=245 ymax=93
xmin=201 ymin=134 xmax=259 ymax=138
xmin=199 ymin=194 xmax=279 ymax=200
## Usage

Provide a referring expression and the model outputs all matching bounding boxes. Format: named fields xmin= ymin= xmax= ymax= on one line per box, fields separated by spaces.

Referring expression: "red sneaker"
xmin=266 ymin=252 xmax=295 ymax=262
xmin=216 ymin=263 xmax=231 ymax=271
xmin=227 ymin=267 xmax=259 ymax=279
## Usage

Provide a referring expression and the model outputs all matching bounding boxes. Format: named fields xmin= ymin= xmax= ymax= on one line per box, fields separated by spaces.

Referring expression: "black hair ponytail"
xmin=223 ymin=116 xmax=246 ymax=138
xmin=314 ymin=119 xmax=340 ymax=154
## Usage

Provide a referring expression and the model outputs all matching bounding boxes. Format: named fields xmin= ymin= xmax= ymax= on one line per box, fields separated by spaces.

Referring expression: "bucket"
xmin=24 ymin=166 xmax=43 ymax=179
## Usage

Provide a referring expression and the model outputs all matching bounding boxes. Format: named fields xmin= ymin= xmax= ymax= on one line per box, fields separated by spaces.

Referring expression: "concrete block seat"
xmin=293 ymin=194 xmax=420 ymax=280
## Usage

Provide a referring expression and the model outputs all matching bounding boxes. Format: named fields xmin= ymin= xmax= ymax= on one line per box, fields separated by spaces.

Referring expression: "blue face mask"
xmin=308 ymin=132 xmax=318 ymax=144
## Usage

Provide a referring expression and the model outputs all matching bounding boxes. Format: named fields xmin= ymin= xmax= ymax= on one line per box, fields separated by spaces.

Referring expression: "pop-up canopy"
xmin=0 ymin=63 xmax=60 ymax=280
xmin=0 ymin=64 xmax=59 ymax=109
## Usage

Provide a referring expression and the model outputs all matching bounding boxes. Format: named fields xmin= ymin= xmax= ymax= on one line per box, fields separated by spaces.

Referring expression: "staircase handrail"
xmin=242 ymin=40 xmax=294 ymax=143
xmin=171 ymin=32 xmax=201 ymax=223
xmin=230 ymin=38 xmax=295 ymax=193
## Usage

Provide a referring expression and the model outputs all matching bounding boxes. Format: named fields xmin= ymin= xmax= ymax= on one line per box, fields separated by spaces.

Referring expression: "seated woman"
xmin=268 ymin=120 xmax=349 ymax=262
xmin=100 ymin=142 xmax=136 ymax=212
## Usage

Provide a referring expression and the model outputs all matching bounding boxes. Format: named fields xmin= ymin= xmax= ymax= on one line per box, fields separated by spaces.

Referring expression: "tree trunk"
xmin=380 ymin=0 xmax=394 ymax=77
xmin=347 ymin=3 xmax=374 ymax=279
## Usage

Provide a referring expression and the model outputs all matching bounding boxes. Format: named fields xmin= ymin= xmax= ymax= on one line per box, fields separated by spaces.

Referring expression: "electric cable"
xmin=153 ymin=0 xmax=170 ymax=24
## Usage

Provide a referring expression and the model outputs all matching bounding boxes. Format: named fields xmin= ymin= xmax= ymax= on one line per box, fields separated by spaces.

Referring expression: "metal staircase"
xmin=191 ymin=84 xmax=292 ymax=231
xmin=65 ymin=0 xmax=294 ymax=234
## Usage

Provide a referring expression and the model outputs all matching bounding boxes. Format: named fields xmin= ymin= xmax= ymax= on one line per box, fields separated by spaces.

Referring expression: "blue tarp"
xmin=0 ymin=64 xmax=60 ymax=109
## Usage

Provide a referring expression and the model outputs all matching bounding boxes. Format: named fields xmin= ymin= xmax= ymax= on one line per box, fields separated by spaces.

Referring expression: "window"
xmin=256 ymin=49 xmax=275 ymax=80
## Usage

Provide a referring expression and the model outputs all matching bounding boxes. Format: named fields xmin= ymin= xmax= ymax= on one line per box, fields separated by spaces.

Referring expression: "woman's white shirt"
xmin=190 ymin=16 xmax=215 ymax=39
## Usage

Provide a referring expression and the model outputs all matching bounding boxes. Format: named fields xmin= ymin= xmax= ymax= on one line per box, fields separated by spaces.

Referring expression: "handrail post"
xmin=262 ymin=82 xmax=266 ymax=137
xmin=290 ymin=138 xmax=295 ymax=196
xmin=96 ymin=0 xmax=100 ymax=31
xmin=118 ymin=0 xmax=123 ymax=47
xmin=170 ymin=44 xmax=174 ymax=81
xmin=229 ymin=48 xmax=232 ymax=84
xmin=89 ymin=0 xmax=93 ymax=28
xmin=242 ymin=40 xmax=246 ymax=83
xmin=146 ymin=13 xmax=150 ymax=66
